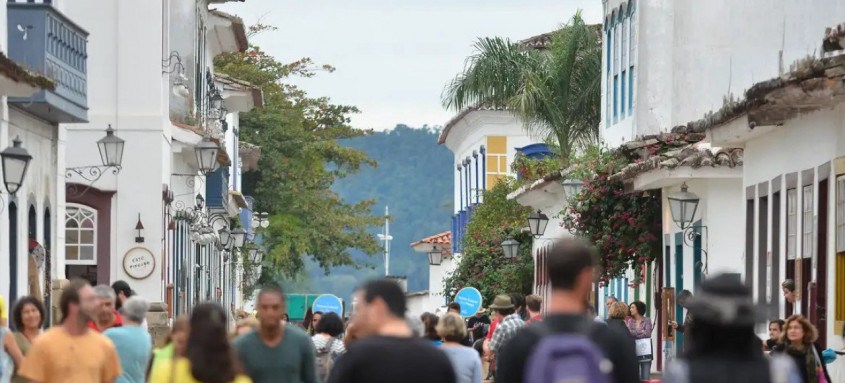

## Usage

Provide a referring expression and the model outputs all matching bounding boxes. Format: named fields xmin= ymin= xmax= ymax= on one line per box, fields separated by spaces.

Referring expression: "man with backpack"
xmin=495 ymin=238 xmax=639 ymax=383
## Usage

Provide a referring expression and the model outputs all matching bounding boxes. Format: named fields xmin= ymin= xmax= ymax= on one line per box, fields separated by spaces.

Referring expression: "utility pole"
xmin=377 ymin=206 xmax=392 ymax=276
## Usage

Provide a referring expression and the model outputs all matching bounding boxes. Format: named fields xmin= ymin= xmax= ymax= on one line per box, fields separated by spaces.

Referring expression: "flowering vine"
xmin=561 ymin=146 xmax=661 ymax=282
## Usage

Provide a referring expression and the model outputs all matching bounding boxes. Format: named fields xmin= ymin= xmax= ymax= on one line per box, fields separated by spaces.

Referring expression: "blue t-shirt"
xmin=104 ymin=325 xmax=152 ymax=383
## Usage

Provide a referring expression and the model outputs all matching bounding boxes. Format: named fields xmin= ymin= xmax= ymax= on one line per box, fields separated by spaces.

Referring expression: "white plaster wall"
xmin=444 ymin=111 xmax=542 ymax=213
xmin=603 ymin=0 xmax=845 ymax=147
xmin=428 ymin=255 xmax=458 ymax=311
xmin=406 ymin=293 xmax=430 ymax=318
xmin=2 ymin=109 xmax=60 ymax=302
xmin=63 ymin=0 xmax=168 ymax=300
xmin=743 ymin=106 xmax=845 ymax=348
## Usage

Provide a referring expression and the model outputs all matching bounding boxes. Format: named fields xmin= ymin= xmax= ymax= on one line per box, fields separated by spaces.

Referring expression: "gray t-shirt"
xmin=234 ymin=325 xmax=318 ymax=383
xmin=440 ymin=345 xmax=482 ymax=383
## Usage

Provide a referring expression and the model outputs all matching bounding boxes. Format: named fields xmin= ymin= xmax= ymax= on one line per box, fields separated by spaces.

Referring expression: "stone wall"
xmin=147 ymin=302 xmax=170 ymax=347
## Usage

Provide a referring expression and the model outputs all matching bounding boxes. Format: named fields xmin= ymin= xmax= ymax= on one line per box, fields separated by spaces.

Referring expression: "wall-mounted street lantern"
xmin=134 ymin=214 xmax=145 ymax=243
xmin=97 ymin=125 xmax=125 ymax=167
xmin=0 ymin=136 xmax=32 ymax=195
xmin=195 ymin=138 xmax=220 ymax=175
xmin=219 ymin=228 xmax=231 ymax=248
xmin=501 ymin=237 xmax=520 ymax=259
xmin=231 ymin=228 xmax=247 ymax=248
xmin=667 ymin=182 xmax=699 ymax=230
xmin=562 ymin=178 xmax=584 ymax=199
xmin=527 ymin=210 xmax=550 ymax=238
xmin=667 ymin=182 xmax=710 ymax=274
xmin=66 ymin=126 xmax=126 ymax=197
xmin=249 ymin=248 xmax=264 ymax=265
xmin=428 ymin=245 xmax=443 ymax=266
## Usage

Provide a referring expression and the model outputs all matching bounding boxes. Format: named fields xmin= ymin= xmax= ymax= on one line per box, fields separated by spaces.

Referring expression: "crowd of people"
xmin=0 ymin=237 xmax=843 ymax=382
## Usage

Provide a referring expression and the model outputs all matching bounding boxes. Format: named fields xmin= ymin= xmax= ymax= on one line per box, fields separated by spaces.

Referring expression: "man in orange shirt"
xmin=88 ymin=284 xmax=123 ymax=332
xmin=19 ymin=278 xmax=121 ymax=383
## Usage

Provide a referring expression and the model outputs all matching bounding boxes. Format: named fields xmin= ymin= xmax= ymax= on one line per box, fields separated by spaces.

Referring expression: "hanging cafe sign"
xmin=123 ymin=247 xmax=155 ymax=280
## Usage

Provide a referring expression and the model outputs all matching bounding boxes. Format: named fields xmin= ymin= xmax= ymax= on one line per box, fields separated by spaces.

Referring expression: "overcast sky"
xmin=218 ymin=0 xmax=603 ymax=131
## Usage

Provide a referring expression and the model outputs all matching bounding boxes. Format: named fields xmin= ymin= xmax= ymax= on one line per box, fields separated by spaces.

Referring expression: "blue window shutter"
xmin=629 ymin=66 xmax=635 ymax=114
xmin=621 ymin=70 xmax=626 ymax=117
xmin=613 ymin=75 xmax=619 ymax=121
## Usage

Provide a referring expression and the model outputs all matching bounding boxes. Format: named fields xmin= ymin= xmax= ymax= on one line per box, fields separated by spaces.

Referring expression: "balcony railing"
xmin=7 ymin=2 xmax=88 ymax=122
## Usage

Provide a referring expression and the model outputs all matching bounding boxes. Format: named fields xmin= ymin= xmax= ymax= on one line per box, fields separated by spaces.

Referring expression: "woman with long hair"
xmin=772 ymin=315 xmax=832 ymax=383
xmin=10 ymin=296 xmax=44 ymax=383
xmin=150 ymin=303 xmax=251 ymax=383
xmin=0 ymin=302 xmax=24 ymax=383
xmin=626 ymin=300 xmax=653 ymax=382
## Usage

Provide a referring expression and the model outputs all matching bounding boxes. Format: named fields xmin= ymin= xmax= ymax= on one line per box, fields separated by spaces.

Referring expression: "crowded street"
xmin=1 ymin=0 xmax=845 ymax=382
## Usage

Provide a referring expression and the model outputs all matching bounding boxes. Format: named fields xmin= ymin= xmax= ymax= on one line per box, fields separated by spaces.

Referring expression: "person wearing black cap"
xmin=663 ymin=273 xmax=802 ymax=383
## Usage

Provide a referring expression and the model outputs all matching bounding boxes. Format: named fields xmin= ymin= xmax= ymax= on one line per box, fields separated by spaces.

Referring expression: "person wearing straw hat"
xmin=488 ymin=294 xmax=525 ymax=373
xmin=663 ymin=273 xmax=802 ymax=383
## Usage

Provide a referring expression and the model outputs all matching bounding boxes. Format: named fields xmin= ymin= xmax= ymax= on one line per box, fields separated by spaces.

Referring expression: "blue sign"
xmin=312 ymin=294 xmax=344 ymax=316
xmin=454 ymin=287 xmax=483 ymax=318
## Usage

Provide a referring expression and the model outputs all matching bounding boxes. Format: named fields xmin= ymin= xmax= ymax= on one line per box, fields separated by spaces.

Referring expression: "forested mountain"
xmin=278 ymin=125 xmax=454 ymax=303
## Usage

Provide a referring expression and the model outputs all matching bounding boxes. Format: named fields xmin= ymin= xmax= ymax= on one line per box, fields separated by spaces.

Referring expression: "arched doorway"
xmin=8 ymin=201 xmax=18 ymax=301
xmin=44 ymin=207 xmax=52 ymax=325
xmin=27 ymin=205 xmax=42 ymax=300
xmin=65 ymin=204 xmax=98 ymax=285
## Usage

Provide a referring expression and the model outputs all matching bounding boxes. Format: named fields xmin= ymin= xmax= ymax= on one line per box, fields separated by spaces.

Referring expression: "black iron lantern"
xmin=501 ymin=237 xmax=520 ymax=259
xmin=0 ymin=136 xmax=32 ymax=195
xmin=97 ymin=125 xmax=125 ymax=167
xmin=249 ymin=248 xmax=263 ymax=265
xmin=667 ymin=182 xmax=700 ymax=230
xmin=231 ymin=228 xmax=247 ymax=248
xmin=195 ymin=138 xmax=219 ymax=175
xmin=428 ymin=245 xmax=443 ymax=266
xmin=527 ymin=210 xmax=550 ymax=238
xmin=219 ymin=228 xmax=231 ymax=247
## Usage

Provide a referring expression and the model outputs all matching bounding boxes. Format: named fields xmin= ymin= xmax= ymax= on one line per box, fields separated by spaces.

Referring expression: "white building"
xmin=410 ymin=231 xmax=451 ymax=315
xmin=599 ymin=0 xmax=845 ymax=365
xmin=434 ymin=106 xmax=541 ymax=308
xmin=1 ymin=0 xmax=87 ymax=323
xmin=59 ymin=0 xmax=261 ymax=322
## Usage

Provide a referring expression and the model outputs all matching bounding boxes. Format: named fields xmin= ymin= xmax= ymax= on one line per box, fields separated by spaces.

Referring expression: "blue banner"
xmin=453 ymin=287 xmax=483 ymax=317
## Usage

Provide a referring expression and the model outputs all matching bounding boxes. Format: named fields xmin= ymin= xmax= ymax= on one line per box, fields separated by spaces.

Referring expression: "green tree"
xmin=443 ymin=178 xmax=533 ymax=305
xmin=442 ymin=11 xmax=601 ymax=165
xmin=215 ymin=25 xmax=381 ymax=277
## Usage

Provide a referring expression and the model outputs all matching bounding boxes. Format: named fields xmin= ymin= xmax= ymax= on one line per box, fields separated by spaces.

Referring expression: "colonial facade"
xmin=2 ymin=0 xmax=85 ymax=324
xmin=434 ymin=106 xmax=542 ymax=309
xmin=56 ymin=0 xmax=261 ymax=326
xmin=599 ymin=0 xmax=845 ymax=367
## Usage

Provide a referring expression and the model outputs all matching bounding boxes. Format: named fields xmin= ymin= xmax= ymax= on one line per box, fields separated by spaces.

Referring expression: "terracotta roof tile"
xmin=609 ymin=133 xmax=743 ymax=183
xmin=410 ymin=231 xmax=451 ymax=247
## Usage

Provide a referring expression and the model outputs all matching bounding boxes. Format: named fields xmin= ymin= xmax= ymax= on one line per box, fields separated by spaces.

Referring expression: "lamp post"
xmin=667 ymin=182 xmax=709 ymax=274
xmin=501 ymin=237 xmax=520 ymax=259
xmin=0 ymin=137 xmax=32 ymax=195
xmin=527 ymin=210 xmax=550 ymax=238
xmin=428 ymin=245 xmax=443 ymax=266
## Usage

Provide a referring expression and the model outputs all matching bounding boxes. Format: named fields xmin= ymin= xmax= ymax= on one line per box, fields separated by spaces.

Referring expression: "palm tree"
xmin=442 ymin=11 xmax=602 ymax=166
